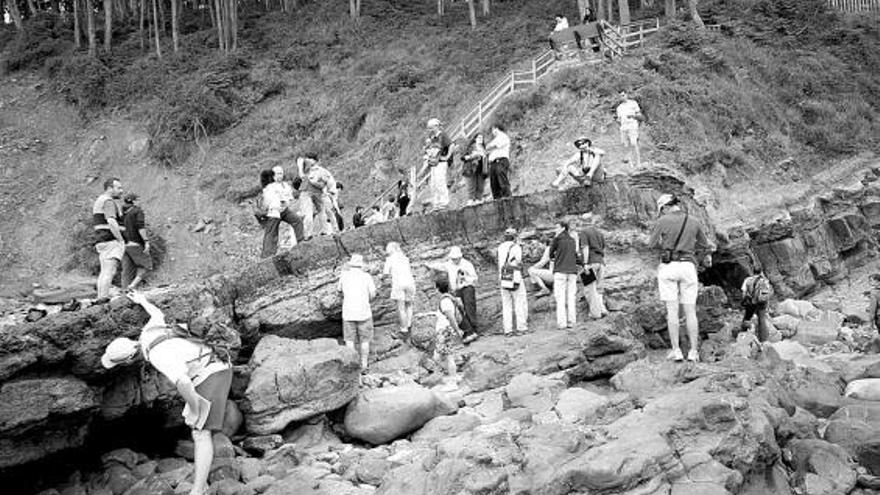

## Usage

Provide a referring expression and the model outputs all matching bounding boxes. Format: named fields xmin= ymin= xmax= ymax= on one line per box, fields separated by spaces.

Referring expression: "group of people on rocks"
xmin=92 ymin=178 xmax=153 ymax=300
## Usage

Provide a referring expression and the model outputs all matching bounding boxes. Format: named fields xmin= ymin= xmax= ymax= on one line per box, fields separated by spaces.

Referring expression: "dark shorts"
xmin=125 ymin=244 xmax=153 ymax=270
xmin=194 ymin=368 xmax=233 ymax=432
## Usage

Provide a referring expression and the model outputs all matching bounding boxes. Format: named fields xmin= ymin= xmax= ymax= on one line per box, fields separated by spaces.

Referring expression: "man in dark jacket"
xmin=121 ymin=193 xmax=152 ymax=291
xmin=549 ymin=220 xmax=580 ymax=329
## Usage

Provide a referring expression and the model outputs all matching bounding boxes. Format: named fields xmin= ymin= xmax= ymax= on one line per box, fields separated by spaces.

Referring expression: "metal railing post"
xmin=532 ymin=59 xmax=537 ymax=83
xmin=478 ymin=101 xmax=483 ymax=128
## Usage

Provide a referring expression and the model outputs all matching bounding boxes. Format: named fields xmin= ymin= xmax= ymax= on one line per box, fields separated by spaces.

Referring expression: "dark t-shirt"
xmin=429 ymin=132 xmax=453 ymax=163
xmin=580 ymin=227 xmax=605 ymax=264
xmin=549 ymin=231 xmax=579 ymax=274
xmin=352 ymin=212 xmax=365 ymax=228
xmin=648 ymin=211 xmax=710 ymax=263
xmin=123 ymin=206 xmax=146 ymax=245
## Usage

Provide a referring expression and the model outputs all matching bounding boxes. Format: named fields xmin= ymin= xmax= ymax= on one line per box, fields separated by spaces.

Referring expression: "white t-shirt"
xmin=263 ymin=182 xmax=294 ymax=218
xmin=446 ymin=259 xmax=478 ymax=291
xmin=338 ymin=268 xmax=376 ymax=321
xmin=436 ymin=296 xmax=458 ymax=331
xmin=383 ymin=253 xmax=415 ymax=289
xmin=616 ymin=100 xmax=642 ymax=130
xmin=554 ymin=17 xmax=570 ymax=31
xmin=497 ymin=241 xmax=523 ymax=272
xmin=487 ymin=131 xmax=511 ymax=162
xmin=139 ymin=323 xmax=230 ymax=387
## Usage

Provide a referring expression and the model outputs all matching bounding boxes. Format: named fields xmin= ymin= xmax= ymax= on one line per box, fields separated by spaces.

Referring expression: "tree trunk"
xmin=577 ymin=0 xmax=587 ymax=21
xmin=213 ymin=0 xmax=223 ymax=50
xmin=466 ymin=0 xmax=476 ymax=28
xmin=348 ymin=0 xmax=356 ymax=19
xmin=158 ymin=0 xmax=166 ymax=34
xmin=87 ymin=0 xmax=97 ymax=56
xmin=481 ymin=0 xmax=489 ymax=15
xmin=138 ymin=0 xmax=144 ymax=50
xmin=170 ymin=0 xmax=178 ymax=51
xmin=437 ymin=0 xmax=443 ymax=17
xmin=6 ymin=0 xmax=22 ymax=29
xmin=596 ymin=0 xmax=604 ymax=20
xmin=688 ymin=0 xmax=704 ymax=27
xmin=151 ymin=0 xmax=162 ymax=58
xmin=51 ymin=0 xmax=60 ymax=13
xmin=26 ymin=0 xmax=37 ymax=16
xmin=665 ymin=0 xmax=675 ymax=18
xmin=606 ymin=0 xmax=614 ymax=23
xmin=103 ymin=0 xmax=112 ymax=50
xmin=618 ymin=0 xmax=630 ymax=26
xmin=73 ymin=0 xmax=82 ymax=47
xmin=229 ymin=0 xmax=237 ymax=50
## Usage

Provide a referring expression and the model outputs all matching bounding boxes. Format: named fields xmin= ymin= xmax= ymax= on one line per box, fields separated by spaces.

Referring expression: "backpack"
xmin=145 ymin=319 xmax=241 ymax=365
xmin=743 ymin=275 xmax=773 ymax=305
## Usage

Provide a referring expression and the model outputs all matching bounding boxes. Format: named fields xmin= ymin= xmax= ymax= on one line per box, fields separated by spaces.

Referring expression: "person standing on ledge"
xmin=383 ymin=242 xmax=416 ymax=336
xmin=92 ymin=177 xmax=126 ymax=300
xmin=121 ymin=193 xmax=152 ymax=291
xmin=498 ymin=228 xmax=528 ymax=335
xmin=486 ymin=123 xmax=512 ymax=200
xmin=261 ymin=165 xmax=304 ymax=257
xmin=338 ymin=254 xmax=377 ymax=371
xmin=425 ymin=118 xmax=454 ymax=211
xmin=101 ymin=292 xmax=233 ymax=495
xmin=580 ymin=213 xmax=608 ymax=319
xmin=616 ymin=91 xmax=644 ymax=167
xmin=649 ymin=194 xmax=712 ymax=362
xmin=549 ymin=220 xmax=580 ymax=329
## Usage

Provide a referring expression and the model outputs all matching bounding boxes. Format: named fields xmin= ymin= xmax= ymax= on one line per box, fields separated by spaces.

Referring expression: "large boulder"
xmin=786 ymin=439 xmax=857 ymax=495
xmin=243 ymin=336 xmax=360 ymax=435
xmin=824 ymin=401 xmax=880 ymax=475
xmin=844 ymin=378 xmax=880 ymax=401
xmin=553 ymin=388 xmax=610 ymax=424
xmin=343 ymin=385 xmax=457 ymax=445
xmin=774 ymin=365 xmax=844 ymax=418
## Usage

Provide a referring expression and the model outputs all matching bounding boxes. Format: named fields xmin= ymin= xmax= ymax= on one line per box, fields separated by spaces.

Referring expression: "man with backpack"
xmin=497 ymin=228 xmax=528 ymax=335
xmin=433 ymin=276 xmax=464 ymax=390
xmin=648 ymin=194 xmax=712 ymax=362
xmin=100 ymin=292 xmax=235 ymax=495
xmin=740 ymin=268 xmax=773 ymax=342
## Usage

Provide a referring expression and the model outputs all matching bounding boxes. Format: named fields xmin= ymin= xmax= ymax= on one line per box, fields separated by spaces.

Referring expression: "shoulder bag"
xmin=661 ymin=214 xmax=688 ymax=264
xmin=500 ymin=244 xmax=522 ymax=290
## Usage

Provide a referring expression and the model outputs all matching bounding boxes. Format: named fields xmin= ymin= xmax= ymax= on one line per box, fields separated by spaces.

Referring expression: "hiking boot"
xmin=687 ymin=349 xmax=700 ymax=362
xmin=667 ymin=348 xmax=684 ymax=361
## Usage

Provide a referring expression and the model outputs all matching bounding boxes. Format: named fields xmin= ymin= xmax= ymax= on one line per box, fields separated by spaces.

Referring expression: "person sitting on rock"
xmin=100 ymin=292 xmax=233 ymax=495
xmin=446 ymin=246 xmax=479 ymax=343
xmin=527 ymin=242 xmax=554 ymax=298
xmin=551 ymin=137 xmax=606 ymax=190
xmin=648 ymin=194 xmax=712 ymax=362
xmin=433 ymin=276 xmax=464 ymax=389
xmin=338 ymin=254 xmax=376 ymax=371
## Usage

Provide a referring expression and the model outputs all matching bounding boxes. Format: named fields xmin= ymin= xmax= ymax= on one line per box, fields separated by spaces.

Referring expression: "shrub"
xmin=1 ymin=13 xmax=71 ymax=72
xmin=45 ymin=54 xmax=111 ymax=109
xmin=490 ymin=89 xmax=547 ymax=130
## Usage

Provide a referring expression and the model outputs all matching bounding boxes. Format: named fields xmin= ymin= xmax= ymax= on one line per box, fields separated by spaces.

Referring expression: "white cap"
xmin=427 ymin=118 xmax=441 ymax=128
xmin=448 ymin=246 xmax=462 ymax=259
xmin=656 ymin=194 xmax=676 ymax=211
xmin=101 ymin=337 xmax=139 ymax=369
xmin=349 ymin=254 xmax=365 ymax=268
xmin=272 ymin=166 xmax=284 ymax=175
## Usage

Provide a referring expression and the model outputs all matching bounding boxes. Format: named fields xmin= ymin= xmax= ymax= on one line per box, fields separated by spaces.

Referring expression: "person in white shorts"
xmin=615 ymin=91 xmax=643 ymax=167
xmin=648 ymin=194 xmax=712 ymax=362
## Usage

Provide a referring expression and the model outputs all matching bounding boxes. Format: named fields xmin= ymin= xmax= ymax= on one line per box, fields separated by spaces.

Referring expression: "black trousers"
xmin=261 ymin=208 xmax=304 ymax=258
xmin=742 ymin=303 xmax=769 ymax=342
xmin=456 ymin=285 xmax=478 ymax=336
xmin=489 ymin=158 xmax=512 ymax=199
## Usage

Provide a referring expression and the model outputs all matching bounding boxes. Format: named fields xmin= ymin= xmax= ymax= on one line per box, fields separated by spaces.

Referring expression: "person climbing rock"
xmin=616 ymin=91 xmax=644 ymax=167
xmin=92 ymin=178 xmax=126 ymax=301
xmin=338 ymin=254 xmax=377 ymax=371
xmin=261 ymin=165 xmax=304 ymax=258
xmin=433 ymin=276 xmax=464 ymax=391
xmin=101 ymin=292 xmax=233 ymax=495
xmin=383 ymin=242 xmax=416 ymax=336
xmin=298 ymin=155 xmax=339 ymax=239
xmin=648 ymin=194 xmax=712 ymax=362
xmin=445 ymin=246 xmax=479 ymax=342
xmin=740 ymin=266 xmax=773 ymax=342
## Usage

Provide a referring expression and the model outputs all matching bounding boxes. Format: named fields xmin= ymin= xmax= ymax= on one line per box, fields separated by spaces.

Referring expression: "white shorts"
xmin=657 ymin=261 xmax=698 ymax=304
xmin=620 ymin=126 xmax=639 ymax=145
xmin=96 ymin=240 xmax=125 ymax=263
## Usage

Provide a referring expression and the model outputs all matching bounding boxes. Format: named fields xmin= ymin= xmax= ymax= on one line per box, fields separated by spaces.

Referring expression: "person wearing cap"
xmin=298 ymin=154 xmax=339 ymax=238
xmin=616 ymin=91 xmax=644 ymax=167
xmin=497 ymin=228 xmax=528 ymax=335
xmin=579 ymin=213 xmax=608 ymax=319
xmin=101 ymin=292 xmax=233 ymax=495
xmin=92 ymin=177 xmax=126 ymax=300
xmin=121 ymin=192 xmax=152 ymax=291
xmin=425 ymin=118 xmax=454 ymax=211
xmin=383 ymin=242 xmax=416 ymax=335
xmin=649 ymin=193 xmax=712 ymax=362
xmin=485 ymin=123 xmax=512 ymax=199
xmin=549 ymin=220 xmax=580 ymax=329
xmin=551 ymin=138 xmax=606 ymax=190
xmin=338 ymin=254 xmax=377 ymax=370
xmin=445 ymin=246 xmax=479 ymax=342
xmin=261 ymin=165 xmax=304 ymax=258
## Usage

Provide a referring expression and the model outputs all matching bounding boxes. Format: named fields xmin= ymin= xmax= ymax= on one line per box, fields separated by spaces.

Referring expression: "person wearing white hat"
xmin=497 ymin=228 xmax=528 ymax=335
xmin=338 ymin=254 xmax=377 ymax=370
xmin=648 ymin=194 xmax=712 ymax=362
xmin=261 ymin=165 xmax=304 ymax=258
xmin=424 ymin=118 xmax=454 ymax=211
xmin=101 ymin=292 xmax=233 ymax=495
xmin=445 ymin=246 xmax=479 ymax=342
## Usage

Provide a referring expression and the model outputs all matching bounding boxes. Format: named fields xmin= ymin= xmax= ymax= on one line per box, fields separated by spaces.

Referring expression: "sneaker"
xmin=687 ymin=349 xmax=700 ymax=362
xmin=536 ymin=289 xmax=552 ymax=298
xmin=667 ymin=349 xmax=684 ymax=361
xmin=463 ymin=334 xmax=478 ymax=345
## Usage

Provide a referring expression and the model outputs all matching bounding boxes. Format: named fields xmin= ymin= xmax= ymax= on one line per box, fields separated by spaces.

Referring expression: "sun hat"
xmin=426 ymin=118 xmax=441 ymax=128
xmin=349 ymin=254 xmax=365 ymax=268
xmin=448 ymin=246 xmax=462 ymax=259
xmin=504 ymin=227 xmax=517 ymax=239
xmin=656 ymin=194 xmax=676 ymax=211
xmin=101 ymin=337 xmax=140 ymax=369
xmin=573 ymin=137 xmax=591 ymax=148
xmin=272 ymin=165 xmax=284 ymax=175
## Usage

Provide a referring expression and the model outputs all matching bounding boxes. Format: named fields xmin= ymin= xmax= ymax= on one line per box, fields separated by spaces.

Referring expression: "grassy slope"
xmin=0 ymin=0 xmax=877 ymax=290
